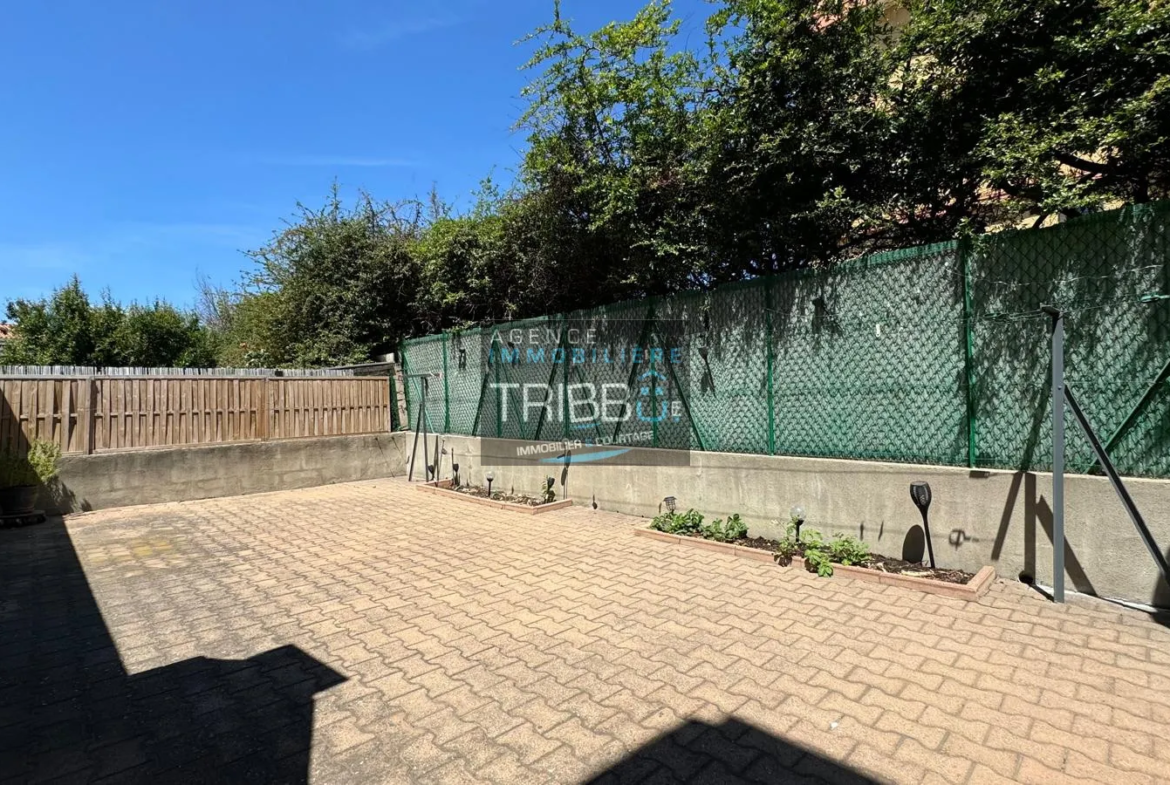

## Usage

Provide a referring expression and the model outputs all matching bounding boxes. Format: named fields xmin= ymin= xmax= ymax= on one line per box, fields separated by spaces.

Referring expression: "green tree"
xmin=893 ymin=0 xmax=1170 ymax=225
xmin=697 ymin=0 xmax=906 ymax=272
xmin=518 ymin=0 xmax=709 ymax=296
xmin=1 ymin=277 xmax=98 ymax=365
xmin=205 ymin=0 xmax=1170 ymax=364
xmin=224 ymin=187 xmax=424 ymax=367
xmin=1 ymin=276 xmax=214 ymax=368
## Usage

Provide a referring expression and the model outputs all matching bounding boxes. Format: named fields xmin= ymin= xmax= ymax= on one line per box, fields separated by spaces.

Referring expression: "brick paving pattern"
xmin=2 ymin=479 xmax=1169 ymax=783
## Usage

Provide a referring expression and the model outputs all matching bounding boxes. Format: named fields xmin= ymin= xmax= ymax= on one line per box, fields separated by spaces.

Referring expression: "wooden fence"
xmin=0 ymin=376 xmax=392 ymax=454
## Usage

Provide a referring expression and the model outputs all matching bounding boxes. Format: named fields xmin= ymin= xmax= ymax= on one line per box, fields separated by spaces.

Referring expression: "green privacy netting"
xmin=402 ymin=202 xmax=1170 ymax=478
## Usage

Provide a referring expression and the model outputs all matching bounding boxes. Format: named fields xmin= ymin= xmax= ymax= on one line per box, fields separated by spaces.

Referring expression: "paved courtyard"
xmin=2 ymin=479 xmax=1169 ymax=784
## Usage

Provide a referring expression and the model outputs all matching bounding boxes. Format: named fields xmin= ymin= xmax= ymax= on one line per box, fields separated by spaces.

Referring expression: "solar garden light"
xmin=790 ymin=504 xmax=805 ymax=541
xmin=452 ymin=462 xmax=460 ymax=487
xmin=910 ymin=482 xmax=936 ymax=569
xmin=485 ymin=472 xmax=495 ymax=497
xmin=664 ymin=496 xmax=677 ymax=513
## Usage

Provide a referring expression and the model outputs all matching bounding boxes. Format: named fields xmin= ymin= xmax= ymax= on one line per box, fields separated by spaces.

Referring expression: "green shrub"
xmin=0 ymin=440 xmax=61 ymax=488
xmin=650 ymin=508 xmax=704 ymax=536
xmin=804 ymin=546 xmax=835 ymax=577
xmin=827 ymin=533 xmax=870 ymax=567
xmin=653 ymin=509 xmax=753 ymax=542
xmin=701 ymin=513 xmax=748 ymax=542
xmin=774 ymin=516 xmax=868 ymax=577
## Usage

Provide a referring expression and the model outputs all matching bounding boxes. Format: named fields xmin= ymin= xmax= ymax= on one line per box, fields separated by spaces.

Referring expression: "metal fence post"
xmin=649 ymin=300 xmax=658 ymax=449
xmin=1046 ymin=307 xmax=1066 ymax=603
xmin=441 ymin=333 xmax=450 ymax=434
xmin=494 ymin=337 xmax=502 ymax=438
xmin=561 ymin=316 xmax=570 ymax=441
xmin=764 ymin=278 xmax=777 ymax=456
xmin=960 ymin=239 xmax=978 ymax=468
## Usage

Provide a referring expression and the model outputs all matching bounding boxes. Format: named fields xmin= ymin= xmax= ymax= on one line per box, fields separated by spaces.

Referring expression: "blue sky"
xmin=1 ymin=0 xmax=708 ymax=310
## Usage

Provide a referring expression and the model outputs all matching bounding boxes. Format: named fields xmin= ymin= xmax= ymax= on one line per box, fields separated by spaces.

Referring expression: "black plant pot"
xmin=0 ymin=485 xmax=38 ymax=516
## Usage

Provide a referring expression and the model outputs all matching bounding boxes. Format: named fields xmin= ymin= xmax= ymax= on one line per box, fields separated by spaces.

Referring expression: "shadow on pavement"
xmin=585 ymin=717 xmax=877 ymax=784
xmin=0 ymin=516 xmax=345 ymax=783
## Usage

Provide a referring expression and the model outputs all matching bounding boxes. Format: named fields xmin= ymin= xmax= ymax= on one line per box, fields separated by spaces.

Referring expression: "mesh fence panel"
xmin=402 ymin=201 xmax=1170 ymax=478
xmin=771 ymin=242 xmax=968 ymax=465
xmin=400 ymin=334 xmax=446 ymax=434
xmin=969 ymin=202 xmax=1170 ymax=476
xmin=686 ymin=284 xmax=770 ymax=454
xmin=563 ymin=300 xmax=655 ymax=446
xmin=447 ymin=328 xmax=485 ymax=435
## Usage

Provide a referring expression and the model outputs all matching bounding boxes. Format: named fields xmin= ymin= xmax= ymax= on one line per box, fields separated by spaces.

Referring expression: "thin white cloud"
xmin=261 ymin=155 xmax=420 ymax=168
xmin=1 ymin=223 xmax=262 ymax=277
xmin=338 ymin=14 xmax=467 ymax=51
xmin=0 ymin=241 xmax=89 ymax=271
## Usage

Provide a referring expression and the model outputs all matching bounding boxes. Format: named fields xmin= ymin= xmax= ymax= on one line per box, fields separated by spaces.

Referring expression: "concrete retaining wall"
xmin=44 ymin=433 xmax=409 ymax=514
xmin=430 ymin=433 xmax=1170 ymax=607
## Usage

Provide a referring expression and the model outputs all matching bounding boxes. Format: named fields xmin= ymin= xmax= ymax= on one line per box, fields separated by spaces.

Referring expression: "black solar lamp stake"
xmin=910 ymin=482 xmax=935 ymax=568
xmin=790 ymin=505 xmax=805 ymax=542
xmin=485 ymin=472 xmax=494 ymax=498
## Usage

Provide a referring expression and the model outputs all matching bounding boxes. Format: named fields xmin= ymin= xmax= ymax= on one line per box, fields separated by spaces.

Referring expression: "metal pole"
xmin=441 ymin=334 xmax=451 ymax=434
xmin=764 ymin=278 xmax=776 ymax=456
xmin=1047 ymin=307 xmax=1066 ymax=603
xmin=921 ymin=508 xmax=936 ymax=570
xmin=960 ymin=238 xmax=978 ymax=468
xmin=408 ymin=380 xmax=424 ymax=482
xmin=422 ymin=377 xmax=431 ymax=480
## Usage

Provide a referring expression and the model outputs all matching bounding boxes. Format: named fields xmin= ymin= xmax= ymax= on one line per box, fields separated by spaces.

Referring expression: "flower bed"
xmin=635 ymin=508 xmax=995 ymax=601
xmin=415 ymin=481 xmax=572 ymax=515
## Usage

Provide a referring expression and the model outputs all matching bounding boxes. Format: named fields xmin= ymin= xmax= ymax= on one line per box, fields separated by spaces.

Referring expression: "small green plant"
xmin=804 ymin=546 xmax=835 ymax=577
xmin=650 ymin=508 xmax=704 ymax=535
xmin=542 ymin=479 xmax=556 ymax=504
xmin=827 ymin=533 xmax=870 ymax=567
xmin=774 ymin=516 xmax=870 ymax=577
xmin=775 ymin=517 xmax=803 ymax=561
xmin=701 ymin=513 xmax=748 ymax=542
xmin=796 ymin=527 xmax=834 ymax=575
xmin=0 ymin=440 xmax=61 ymax=488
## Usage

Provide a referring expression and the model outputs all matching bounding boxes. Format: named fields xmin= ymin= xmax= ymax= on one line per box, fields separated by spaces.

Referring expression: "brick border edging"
xmin=633 ymin=526 xmax=995 ymax=600
xmin=785 ymin=556 xmax=996 ymax=600
xmin=414 ymin=482 xmax=573 ymax=515
xmin=632 ymin=527 xmax=776 ymax=563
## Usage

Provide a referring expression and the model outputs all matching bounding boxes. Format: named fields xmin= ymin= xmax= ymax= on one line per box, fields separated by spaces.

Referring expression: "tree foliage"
xmin=895 ymin=0 xmax=1170 ymax=224
xmin=17 ymin=1 xmax=1165 ymax=369
xmin=1 ymin=276 xmax=214 ymax=367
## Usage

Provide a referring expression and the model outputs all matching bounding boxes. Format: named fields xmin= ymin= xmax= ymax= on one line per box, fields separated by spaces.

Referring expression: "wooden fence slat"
xmin=0 ymin=374 xmax=391 ymax=453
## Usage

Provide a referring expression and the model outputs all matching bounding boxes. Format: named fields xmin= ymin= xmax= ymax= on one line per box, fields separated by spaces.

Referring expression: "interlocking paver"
xmin=3 ymin=477 xmax=1169 ymax=783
